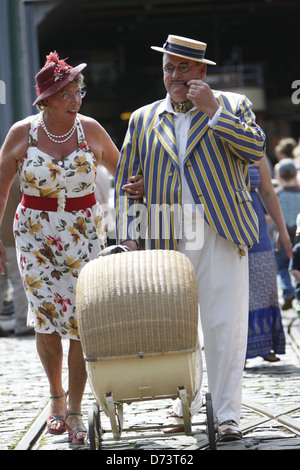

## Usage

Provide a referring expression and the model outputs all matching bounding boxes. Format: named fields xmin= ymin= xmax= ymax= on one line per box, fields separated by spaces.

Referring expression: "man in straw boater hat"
xmin=115 ymin=35 xmax=265 ymax=441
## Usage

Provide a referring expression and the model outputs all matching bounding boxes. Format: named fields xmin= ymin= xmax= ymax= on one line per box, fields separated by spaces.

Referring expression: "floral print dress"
xmin=14 ymin=114 xmax=106 ymax=340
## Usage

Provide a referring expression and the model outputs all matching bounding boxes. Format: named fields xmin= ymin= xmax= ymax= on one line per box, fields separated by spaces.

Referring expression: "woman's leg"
xmin=66 ymin=339 xmax=88 ymax=440
xmin=36 ymin=332 xmax=66 ymax=432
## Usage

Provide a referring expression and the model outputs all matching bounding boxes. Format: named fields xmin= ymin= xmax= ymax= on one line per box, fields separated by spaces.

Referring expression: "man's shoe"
xmin=218 ymin=420 xmax=242 ymax=442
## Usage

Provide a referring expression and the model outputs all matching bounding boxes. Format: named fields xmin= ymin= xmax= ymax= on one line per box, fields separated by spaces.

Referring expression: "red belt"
xmin=21 ymin=193 xmax=96 ymax=212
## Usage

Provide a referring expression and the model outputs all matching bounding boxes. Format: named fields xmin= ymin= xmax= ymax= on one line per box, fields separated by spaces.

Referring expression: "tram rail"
xmin=14 ymin=316 xmax=300 ymax=451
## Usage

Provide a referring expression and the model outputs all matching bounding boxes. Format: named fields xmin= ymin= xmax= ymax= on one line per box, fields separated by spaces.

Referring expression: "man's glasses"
xmin=163 ymin=62 xmax=199 ymax=74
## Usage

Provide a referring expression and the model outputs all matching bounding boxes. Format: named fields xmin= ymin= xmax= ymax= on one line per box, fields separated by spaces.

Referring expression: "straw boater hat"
xmin=33 ymin=51 xmax=87 ymax=106
xmin=151 ymin=35 xmax=216 ymax=66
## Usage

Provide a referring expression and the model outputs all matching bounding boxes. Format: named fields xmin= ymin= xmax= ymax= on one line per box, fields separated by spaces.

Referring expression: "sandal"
xmin=264 ymin=353 xmax=280 ymax=362
xmin=66 ymin=412 xmax=87 ymax=445
xmin=163 ymin=412 xmax=185 ymax=434
xmin=47 ymin=392 xmax=67 ymax=435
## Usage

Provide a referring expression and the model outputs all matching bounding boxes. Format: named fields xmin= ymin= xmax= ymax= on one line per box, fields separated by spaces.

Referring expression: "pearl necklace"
xmin=40 ymin=113 xmax=76 ymax=144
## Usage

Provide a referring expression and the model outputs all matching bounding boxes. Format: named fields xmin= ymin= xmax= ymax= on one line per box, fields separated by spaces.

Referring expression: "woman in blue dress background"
xmin=247 ymin=156 xmax=292 ymax=362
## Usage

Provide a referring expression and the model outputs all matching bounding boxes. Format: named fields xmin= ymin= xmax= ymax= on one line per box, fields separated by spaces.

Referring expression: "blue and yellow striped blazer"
xmin=115 ymin=91 xmax=266 ymax=249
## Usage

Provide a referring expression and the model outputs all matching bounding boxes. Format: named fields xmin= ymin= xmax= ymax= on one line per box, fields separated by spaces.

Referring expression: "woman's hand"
xmin=122 ymin=174 xmax=145 ymax=199
xmin=275 ymin=230 xmax=293 ymax=258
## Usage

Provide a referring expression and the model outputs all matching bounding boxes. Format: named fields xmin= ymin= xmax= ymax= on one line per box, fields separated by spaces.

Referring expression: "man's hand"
xmin=186 ymin=79 xmax=219 ymax=119
xmin=121 ymin=240 xmax=138 ymax=251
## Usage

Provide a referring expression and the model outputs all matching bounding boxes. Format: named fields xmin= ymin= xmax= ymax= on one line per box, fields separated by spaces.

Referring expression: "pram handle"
xmin=98 ymin=245 xmax=132 ymax=257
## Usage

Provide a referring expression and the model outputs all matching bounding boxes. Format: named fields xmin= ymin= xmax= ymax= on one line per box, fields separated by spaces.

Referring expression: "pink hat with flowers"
xmin=33 ymin=51 xmax=87 ymax=106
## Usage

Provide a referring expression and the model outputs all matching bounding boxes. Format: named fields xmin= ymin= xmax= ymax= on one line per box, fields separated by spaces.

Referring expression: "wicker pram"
xmin=76 ymin=249 xmax=216 ymax=449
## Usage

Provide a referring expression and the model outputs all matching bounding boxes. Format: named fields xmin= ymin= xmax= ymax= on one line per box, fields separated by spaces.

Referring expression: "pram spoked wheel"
xmin=205 ymin=392 xmax=217 ymax=450
xmin=88 ymin=402 xmax=102 ymax=450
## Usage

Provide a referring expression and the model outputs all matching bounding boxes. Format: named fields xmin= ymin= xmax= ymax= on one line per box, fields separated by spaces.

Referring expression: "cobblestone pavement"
xmin=1 ymin=310 xmax=300 ymax=452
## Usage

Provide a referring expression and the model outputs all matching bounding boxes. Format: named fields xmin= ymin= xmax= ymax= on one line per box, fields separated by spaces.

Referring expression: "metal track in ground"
xmin=14 ymin=317 xmax=300 ymax=450
xmin=241 ymin=401 xmax=300 ymax=436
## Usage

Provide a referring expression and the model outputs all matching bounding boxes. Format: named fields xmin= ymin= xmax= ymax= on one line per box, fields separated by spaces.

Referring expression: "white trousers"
xmin=175 ymin=221 xmax=249 ymax=425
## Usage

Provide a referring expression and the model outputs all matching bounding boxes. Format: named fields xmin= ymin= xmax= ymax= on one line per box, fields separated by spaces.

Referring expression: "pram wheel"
xmin=205 ymin=393 xmax=217 ymax=450
xmin=88 ymin=402 xmax=102 ymax=450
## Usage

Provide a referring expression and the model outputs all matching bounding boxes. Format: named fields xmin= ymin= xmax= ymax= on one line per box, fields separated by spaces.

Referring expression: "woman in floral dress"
xmin=0 ymin=52 xmax=142 ymax=444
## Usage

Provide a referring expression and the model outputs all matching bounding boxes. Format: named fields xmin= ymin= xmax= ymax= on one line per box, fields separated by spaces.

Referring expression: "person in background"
xmin=115 ymin=34 xmax=266 ymax=441
xmin=291 ymin=139 xmax=300 ymax=186
xmin=274 ymin=137 xmax=297 ymax=164
xmin=289 ymin=214 xmax=300 ymax=319
xmin=246 ymin=156 xmax=292 ymax=362
xmin=274 ymin=158 xmax=300 ymax=310
xmin=0 ymin=176 xmax=33 ymax=336
xmin=0 ymin=52 xmax=142 ymax=445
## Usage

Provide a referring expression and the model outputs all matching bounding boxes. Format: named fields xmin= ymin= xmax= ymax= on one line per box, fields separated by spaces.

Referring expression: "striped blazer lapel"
xmin=184 ymin=110 xmax=209 ymax=162
xmin=154 ymin=112 xmax=180 ymax=170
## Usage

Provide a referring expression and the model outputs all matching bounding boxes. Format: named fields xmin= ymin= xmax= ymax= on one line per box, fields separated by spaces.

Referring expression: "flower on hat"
xmin=44 ymin=51 xmax=73 ymax=82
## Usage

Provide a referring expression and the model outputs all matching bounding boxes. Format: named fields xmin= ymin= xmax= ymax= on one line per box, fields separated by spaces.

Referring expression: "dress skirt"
xmin=246 ymin=166 xmax=285 ymax=359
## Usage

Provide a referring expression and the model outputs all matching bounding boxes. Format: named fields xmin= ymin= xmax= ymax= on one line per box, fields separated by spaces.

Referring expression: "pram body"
xmin=76 ymin=249 xmax=216 ymax=449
